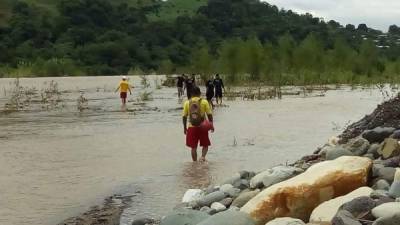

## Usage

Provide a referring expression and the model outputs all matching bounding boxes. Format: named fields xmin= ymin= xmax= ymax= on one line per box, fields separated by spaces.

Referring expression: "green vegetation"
xmin=0 ymin=0 xmax=399 ymax=85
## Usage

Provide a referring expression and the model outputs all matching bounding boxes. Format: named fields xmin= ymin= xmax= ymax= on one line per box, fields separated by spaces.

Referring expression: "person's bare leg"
xmin=200 ymin=147 xmax=208 ymax=162
xmin=191 ymin=148 xmax=197 ymax=162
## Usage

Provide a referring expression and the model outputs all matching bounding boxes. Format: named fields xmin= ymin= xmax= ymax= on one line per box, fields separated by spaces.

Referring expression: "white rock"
xmin=182 ymin=189 xmax=203 ymax=203
xmin=210 ymin=202 xmax=227 ymax=212
xmin=309 ymin=187 xmax=373 ymax=223
xmin=372 ymin=202 xmax=400 ymax=218
xmin=241 ymin=156 xmax=372 ymax=225
xmin=265 ymin=217 xmax=305 ymax=225
xmin=389 ymin=168 xmax=400 ymax=198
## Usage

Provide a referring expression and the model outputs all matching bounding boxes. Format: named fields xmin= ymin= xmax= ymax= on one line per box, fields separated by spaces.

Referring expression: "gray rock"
xmin=131 ymin=217 xmax=155 ymax=225
xmin=332 ymin=210 xmax=362 ymax=225
xmin=373 ymin=164 xmax=385 ymax=177
xmin=231 ymin=189 xmax=260 ymax=208
xmin=239 ymin=171 xmax=251 ymax=179
xmin=250 ymin=166 xmax=302 ymax=189
xmin=376 ymin=167 xmax=397 ymax=183
xmin=326 ymin=146 xmax=355 ymax=160
xmin=378 ymin=138 xmax=400 ymax=159
xmin=389 ymin=181 xmax=400 ymax=198
xmin=219 ymin=198 xmax=233 ymax=207
xmin=368 ymin=144 xmax=382 ymax=158
xmin=233 ymin=179 xmax=250 ymax=190
xmin=222 ymin=173 xmax=242 ymax=186
xmin=371 ymin=190 xmax=390 ymax=199
xmin=381 ymin=156 xmax=400 ymax=167
xmin=362 ymin=127 xmax=396 ymax=143
xmin=220 ymin=184 xmax=234 ymax=193
xmin=372 ymin=202 xmax=400 ymax=218
xmin=390 ymin=130 xmax=400 ymax=139
xmin=265 ymin=217 xmax=305 ymax=225
xmin=220 ymin=184 xmax=241 ymax=198
xmin=344 ymin=137 xmax=370 ymax=156
xmin=204 ymin=186 xmax=219 ymax=195
xmin=373 ymin=179 xmax=391 ymax=191
xmin=200 ymin=206 xmax=217 ymax=215
xmin=210 ymin=202 xmax=226 ymax=213
xmin=364 ymin=153 xmax=375 ymax=160
xmin=196 ymin=191 xmax=227 ymax=207
xmin=372 ymin=213 xmax=400 ymax=225
xmin=340 ymin=196 xmax=376 ymax=217
xmin=197 ymin=210 xmax=256 ymax=225
xmin=160 ymin=209 xmax=210 ymax=225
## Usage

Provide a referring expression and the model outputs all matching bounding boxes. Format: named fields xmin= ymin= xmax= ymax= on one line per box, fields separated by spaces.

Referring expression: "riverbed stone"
xmin=389 ymin=169 xmax=400 ymax=198
xmin=160 ymin=209 xmax=209 ymax=225
xmin=195 ymin=191 xmax=227 ymax=208
xmin=373 ymin=179 xmax=391 ymax=190
xmin=200 ymin=206 xmax=217 ymax=215
xmin=372 ymin=202 xmax=400 ymax=218
xmin=211 ymin=202 xmax=226 ymax=213
xmin=250 ymin=166 xmax=303 ymax=189
xmin=372 ymin=213 xmax=400 ymax=225
xmin=182 ymin=189 xmax=203 ymax=203
xmin=241 ymin=156 xmax=372 ymax=225
xmin=231 ymin=189 xmax=260 ymax=208
xmin=197 ymin=210 xmax=256 ymax=225
xmin=219 ymin=197 xmax=233 ymax=207
xmin=368 ymin=144 xmax=382 ymax=158
xmin=331 ymin=210 xmax=362 ymax=225
xmin=344 ymin=137 xmax=370 ymax=156
xmin=222 ymin=173 xmax=242 ymax=186
xmin=377 ymin=167 xmax=396 ymax=183
xmin=380 ymin=156 xmax=400 ymax=167
xmin=362 ymin=127 xmax=396 ymax=143
xmin=390 ymin=130 xmax=400 ymax=139
xmin=325 ymin=146 xmax=354 ymax=160
xmin=220 ymin=184 xmax=241 ymax=197
xmin=340 ymin=196 xmax=376 ymax=218
xmin=378 ymin=138 xmax=400 ymax=159
xmin=234 ymin=179 xmax=250 ymax=190
xmin=131 ymin=217 xmax=155 ymax=225
xmin=265 ymin=217 xmax=305 ymax=225
xmin=309 ymin=187 xmax=373 ymax=223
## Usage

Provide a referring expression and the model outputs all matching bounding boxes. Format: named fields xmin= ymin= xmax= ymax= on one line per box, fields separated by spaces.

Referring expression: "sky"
xmin=264 ymin=0 xmax=400 ymax=31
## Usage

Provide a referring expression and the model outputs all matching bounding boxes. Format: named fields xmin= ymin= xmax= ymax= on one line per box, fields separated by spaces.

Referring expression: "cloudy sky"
xmin=264 ymin=0 xmax=400 ymax=31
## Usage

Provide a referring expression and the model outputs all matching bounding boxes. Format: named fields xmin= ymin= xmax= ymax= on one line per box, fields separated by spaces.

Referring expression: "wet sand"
xmin=0 ymin=76 xmax=386 ymax=225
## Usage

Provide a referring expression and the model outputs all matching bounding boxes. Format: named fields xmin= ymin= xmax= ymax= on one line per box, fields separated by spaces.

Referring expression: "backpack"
xmin=189 ymin=98 xmax=204 ymax=126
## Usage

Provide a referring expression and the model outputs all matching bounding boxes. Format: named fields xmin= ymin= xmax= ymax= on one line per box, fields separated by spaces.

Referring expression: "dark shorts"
xmin=186 ymin=127 xmax=211 ymax=148
xmin=206 ymin=92 xmax=214 ymax=101
xmin=120 ymin=92 xmax=127 ymax=99
xmin=215 ymin=90 xmax=223 ymax=98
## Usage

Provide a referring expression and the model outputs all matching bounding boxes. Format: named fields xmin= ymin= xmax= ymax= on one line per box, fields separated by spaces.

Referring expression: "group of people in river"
xmin=115 ymin=74 xmax=225 ymax=162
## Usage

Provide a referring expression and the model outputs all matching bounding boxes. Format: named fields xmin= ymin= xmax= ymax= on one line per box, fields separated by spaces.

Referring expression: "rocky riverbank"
xmin=62 ymin=94 xmax=400 ymax=225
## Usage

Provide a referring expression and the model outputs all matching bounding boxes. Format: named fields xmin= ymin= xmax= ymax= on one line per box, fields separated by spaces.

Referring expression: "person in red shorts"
xmin=115 ymin=76 xmax=132 ymax=105
xmin=182 ymin=86 xmax=214 ymax=162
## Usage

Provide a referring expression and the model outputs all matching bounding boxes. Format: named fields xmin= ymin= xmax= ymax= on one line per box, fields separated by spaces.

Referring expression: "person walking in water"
xmin=205 ymin=77 xmax=215 ymax=108
xmin=115 ymin=76 xmax=132 ymax=105
xmin=213 ymin=74 xmax=225 ymax=105
xmin=184 ymin=74 xmax=196 ymax=99
xmin=177 ymin=74 xmax=185 ymax=99
xmin=182 ymin=86 xmax=214 ymax=162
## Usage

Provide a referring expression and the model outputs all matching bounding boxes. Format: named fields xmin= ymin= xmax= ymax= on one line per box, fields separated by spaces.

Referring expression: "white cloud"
xmin=263 ymin=0 xmax=400 ymax=31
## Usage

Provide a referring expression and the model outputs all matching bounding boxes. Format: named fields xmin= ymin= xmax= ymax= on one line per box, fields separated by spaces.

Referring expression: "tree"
xmin=217 ymin=39 xmax=244 ymax=84
xmin=191 ymin=43 xmax=213 ymax=81
xmin=242 ymin=37 xmax=264 ymax=80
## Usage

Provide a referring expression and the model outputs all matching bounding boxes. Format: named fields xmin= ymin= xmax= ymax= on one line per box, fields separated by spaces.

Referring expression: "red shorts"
xmin=186 ymin=127 xmax=211 ymax=148
xmin=120 ymin=92 xmax=127 ymax=99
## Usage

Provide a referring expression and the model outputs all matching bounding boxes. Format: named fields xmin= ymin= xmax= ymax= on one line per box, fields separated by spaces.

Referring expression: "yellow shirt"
xmin=182 ymin=97 xmax=212 ymax=127
xmin=119 ymin=81 xmax=130 ymax=93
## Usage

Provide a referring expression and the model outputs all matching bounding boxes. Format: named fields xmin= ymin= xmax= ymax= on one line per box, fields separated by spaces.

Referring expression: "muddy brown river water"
xmin=0 ymin=76 xmax=388 ymax=225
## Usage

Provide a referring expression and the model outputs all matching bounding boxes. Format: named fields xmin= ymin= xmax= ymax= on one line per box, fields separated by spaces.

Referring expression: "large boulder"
xmin=250 ymin=166 xmax=303 ymax=189
xmin=241 ymin=156 xmax=372 ymax=225
xmin=160 ymin=209 xmax=209 ymax=225
xmin=196 ymin=210 xmax=255 ymax=225
xmin=309 ymin=187 xmax=373 ymax=223
xmin=372 ymin=202 xmax=400 ymax=219
xmin=265 ymin=217 xmax=305 ymax=225
xmin=362 ymin=127 xmax=396 ymax=143
xmin=378 ymin=138 xmax=400 ymax=159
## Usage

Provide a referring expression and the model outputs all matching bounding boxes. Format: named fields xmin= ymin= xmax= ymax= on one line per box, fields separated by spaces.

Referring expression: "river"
xmin=0 ymin=76 xmax=387 ymax=225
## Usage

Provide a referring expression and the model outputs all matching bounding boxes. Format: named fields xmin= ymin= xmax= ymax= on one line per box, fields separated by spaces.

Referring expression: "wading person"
xmin=182 ymin=86 xmax=214 ymax=162
xmin=115 ymin=76 xmax=132 ymax=105
xmin=177 ymin=74 xmax=185 ymax=99
xmin=213 ymin=74 xmax=225 ymax=105
xmin=184 ymin=74 xmax=196 ymax=99
xmin=205 ymin=77 xmax=215 ymax=108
